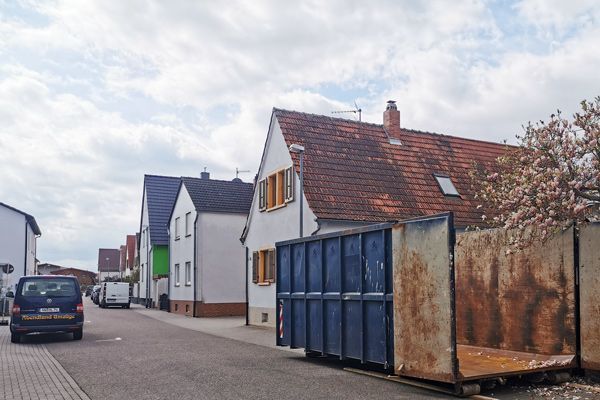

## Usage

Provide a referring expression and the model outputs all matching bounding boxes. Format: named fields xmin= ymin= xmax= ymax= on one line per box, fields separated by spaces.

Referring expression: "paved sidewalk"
xmin=131 ymin=305 xmax=302 ymax=354
xmin=0 ymin=326 xmax=90 ymax=400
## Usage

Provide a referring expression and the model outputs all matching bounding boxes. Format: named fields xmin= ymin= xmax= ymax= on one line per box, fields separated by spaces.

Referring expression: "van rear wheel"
xmin=73 ymin=329 xmax=83 ymax=340
xmin=10 ymin=332 xmax=21 ymax=344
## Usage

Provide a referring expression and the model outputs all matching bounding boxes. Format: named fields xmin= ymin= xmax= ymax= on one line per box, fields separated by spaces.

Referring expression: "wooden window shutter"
xmin=284 ymin=166 xmax=294 ymax=202
xmin=252 ymin=252 xmax=259 ymax=283
xmin=258 ymin=179 xmax=266 ymax=211
xmin=267 ymin=249 xmax=276 ymax=282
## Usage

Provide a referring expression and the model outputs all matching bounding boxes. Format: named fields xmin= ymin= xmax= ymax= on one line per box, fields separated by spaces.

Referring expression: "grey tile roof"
xmin=144 ymin=175 xmax=181 ymax=246
xmin=0 ymin=202 xmax=42 ymax=235
xmin=181 ymin=177 xmax=253 ymax=214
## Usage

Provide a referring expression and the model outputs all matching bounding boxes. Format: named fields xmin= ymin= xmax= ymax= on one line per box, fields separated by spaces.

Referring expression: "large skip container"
xmin=276 ymin=213 xmax=578 ymax=396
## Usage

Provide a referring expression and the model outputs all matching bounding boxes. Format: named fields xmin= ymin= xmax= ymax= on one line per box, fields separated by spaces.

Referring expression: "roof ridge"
xmin=144 ymin=174 xmax=180 ymax=179
xmin=181 ymin=176 xmax=253 ymax=185
xmin=273 ymin=107 xmax=515 ymax=148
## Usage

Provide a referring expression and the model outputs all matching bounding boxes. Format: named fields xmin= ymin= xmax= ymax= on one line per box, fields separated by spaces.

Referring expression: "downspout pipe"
xmin=192 ymin=214 xmax=199 ymax=318
xmin=146 ymin=230 xmax=151 ymax=308
xmin=245 ymin=246 xmax=249 ymax=326
xmin=167 ymin=226 xmax=171 ymax=312
xmin=23 ymin=221 xmax=28 ymax=276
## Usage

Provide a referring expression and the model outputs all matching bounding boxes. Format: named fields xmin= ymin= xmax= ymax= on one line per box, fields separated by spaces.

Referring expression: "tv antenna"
xmin=331 ymin=100 xmax=362 ymax=121
xmin=235 ymin=167 xmax=250 ymax=179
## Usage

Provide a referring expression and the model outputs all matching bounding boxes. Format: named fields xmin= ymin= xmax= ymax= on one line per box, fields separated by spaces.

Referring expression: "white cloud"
xmin=0 ymin=0 xmax=598 ymax=269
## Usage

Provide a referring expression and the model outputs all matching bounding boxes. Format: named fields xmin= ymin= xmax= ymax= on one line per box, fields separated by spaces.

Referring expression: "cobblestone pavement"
xmin=0 ymin=326 xmax=90 ymax=400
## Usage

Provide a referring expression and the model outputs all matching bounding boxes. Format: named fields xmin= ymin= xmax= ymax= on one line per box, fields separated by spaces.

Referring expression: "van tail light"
xmin=12 ymin=304 xmax=20 ymax=316
xmin=76 ymin=303 xmax=84 ymax=313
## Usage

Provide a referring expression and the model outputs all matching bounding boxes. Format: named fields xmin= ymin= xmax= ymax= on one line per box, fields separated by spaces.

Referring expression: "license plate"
xmin=39 ymin=307 xmax=60 ymax=313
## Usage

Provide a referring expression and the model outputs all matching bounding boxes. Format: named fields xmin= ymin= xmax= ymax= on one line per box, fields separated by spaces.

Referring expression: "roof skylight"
xmin=434 ymin=175 xmax=460 ymax=197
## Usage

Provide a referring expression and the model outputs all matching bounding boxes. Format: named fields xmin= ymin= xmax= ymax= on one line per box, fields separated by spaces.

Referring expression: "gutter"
xmin=192 ymin=213 xmax=199 ymax=318
xmin=311 ymin=218 xmax=322 ymax=236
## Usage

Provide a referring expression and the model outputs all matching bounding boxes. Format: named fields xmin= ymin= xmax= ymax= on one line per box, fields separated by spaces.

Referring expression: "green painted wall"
xmin=152 ymin=245 xmax=169 ymax=277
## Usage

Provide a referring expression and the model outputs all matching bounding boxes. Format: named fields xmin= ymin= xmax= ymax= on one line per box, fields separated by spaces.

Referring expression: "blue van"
xmin=8 ymin=275 xmax=84 ymax=343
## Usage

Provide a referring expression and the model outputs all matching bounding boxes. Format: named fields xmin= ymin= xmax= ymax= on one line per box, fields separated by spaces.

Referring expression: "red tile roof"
xmin=274 ymin=108 xmax=510 ymax=228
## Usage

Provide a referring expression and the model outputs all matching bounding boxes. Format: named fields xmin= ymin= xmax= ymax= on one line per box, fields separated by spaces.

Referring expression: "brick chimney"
xmin=383 ymin=100 xmax=401 ymax=142
xmin=200 ymin=168 xmax=210 ymax=180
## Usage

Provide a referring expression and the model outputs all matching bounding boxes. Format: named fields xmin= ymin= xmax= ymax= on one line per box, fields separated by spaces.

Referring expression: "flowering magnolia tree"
xmin=472 ymin=97 xmax=600 ymax=243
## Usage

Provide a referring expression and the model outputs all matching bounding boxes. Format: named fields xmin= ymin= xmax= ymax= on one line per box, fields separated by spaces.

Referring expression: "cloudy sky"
xmin=1 ymin=0 xmax=599 ymax=271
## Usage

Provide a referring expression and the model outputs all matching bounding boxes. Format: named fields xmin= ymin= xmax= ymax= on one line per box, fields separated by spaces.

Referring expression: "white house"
xmin=168 ymin=173 xmax=253 ymax=317
xmin=0 ymin=202 xmax=41 ymax=291
xmin=138 ymin=174 xmax=180 ymax=308
xmin=241 ymin=102 xmax=508 ymax=326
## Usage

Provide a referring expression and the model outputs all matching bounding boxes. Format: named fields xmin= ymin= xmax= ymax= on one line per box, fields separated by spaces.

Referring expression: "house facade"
xmin=125 ymin=234 xmax=136 ymax=277
xmin=51 ymin=267 xmax=97 ymax=286
xmin=241 ymin=102 xmax=508 ymax=326
xmin=138 ymin=174 xmax=180 ymax=308
xmin=169 ymin=173 xmax=253 ymax=317
xmin=0 ymin=202 xmax=41 ymax=291
xmin=97 ymin=248 xmax=120 ymax=281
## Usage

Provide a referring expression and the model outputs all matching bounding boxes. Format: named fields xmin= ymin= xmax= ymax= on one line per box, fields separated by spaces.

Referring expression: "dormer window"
xmin=434 ymin=174 xmax=460 ymax=197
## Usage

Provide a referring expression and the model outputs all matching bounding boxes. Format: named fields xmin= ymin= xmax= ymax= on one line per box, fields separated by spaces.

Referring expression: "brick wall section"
xmin=170 ymin=300 xmax=194 ymax=316
xmin=169 ymin=301 xmax=245 ymax=317
xmin=195 ymin=302 xmax=245 ymax=317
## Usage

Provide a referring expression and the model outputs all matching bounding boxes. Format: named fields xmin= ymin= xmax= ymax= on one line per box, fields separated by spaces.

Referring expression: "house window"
xmin=434 ymin=174 xmax=460 ymax=197
xmin=174 ymin=263 xmax=180 ymax=286
xmin=259 ymin=165 xmax=294 ymax=212
xmin=185 ymin=212 xmax=191 ymax=236
xmin=185 ymin=262 xmax=191 ymax=286
xmin=175 ymin=217 xmax=180 ymax=240
xmin=252 ymin=249 xmax=276 ymax=284
xmin=141 ymin=265 xmax=144 ymax=282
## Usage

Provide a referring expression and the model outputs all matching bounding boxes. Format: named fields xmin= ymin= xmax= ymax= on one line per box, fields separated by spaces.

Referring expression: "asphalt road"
xmin=29 ymin=298 xmax=445 ymax=400
xmin=19 ymin=298 xmax=598 ymax=400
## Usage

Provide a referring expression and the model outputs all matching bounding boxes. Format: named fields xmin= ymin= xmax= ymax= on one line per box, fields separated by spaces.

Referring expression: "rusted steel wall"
xmin=393 ymin=215 xmax=456 ymax=383
xmin=455 ymin=227 xmax=576 ymax=356
xmin=579 ymin=222 xmax=600 ymax=371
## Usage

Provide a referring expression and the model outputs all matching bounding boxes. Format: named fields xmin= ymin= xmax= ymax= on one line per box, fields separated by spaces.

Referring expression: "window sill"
xmin=175 ymin=237 xmax=180 ymax=241
xmin=185 ymin=283 xmax=191 ymax=286
xmin=185 ymin=234 xmax=192 ymax=238
xmin=266 ymin=204 xmax=286 ymax=212
xmin=174 ymin=284 xmax=181 ymax=287
xmin=257 ymin=282 xmax=271 ymax=286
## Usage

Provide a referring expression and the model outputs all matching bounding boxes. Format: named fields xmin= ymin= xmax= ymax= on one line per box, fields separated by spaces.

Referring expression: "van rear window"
xmin=20 ymin=279 xmax=77 ymax=297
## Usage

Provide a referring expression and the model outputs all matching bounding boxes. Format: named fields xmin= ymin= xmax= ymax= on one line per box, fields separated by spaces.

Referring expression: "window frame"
xmin=185 ymin=212 xmax=191 ymax=237
xmin=185 ymin=261 xmax=191 ymax=286
xmin=259 ymin=165 xmax=294 ymax=212
xmin=252 ymin=248 xmax=276 ymax=285
xmin=174 ymin=217 xmax=180 ymax=240
xmin=174 ymin=263 xmax=180 ymax=286
xmin=433 ymin=174 xmax=461 ymax=197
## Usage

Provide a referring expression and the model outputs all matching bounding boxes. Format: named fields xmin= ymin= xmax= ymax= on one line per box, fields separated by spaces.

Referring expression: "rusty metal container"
xmin=276 ymin=213 xmax=579 ymax=395
xmin=579 ymin=222 xmax=600 ymax=372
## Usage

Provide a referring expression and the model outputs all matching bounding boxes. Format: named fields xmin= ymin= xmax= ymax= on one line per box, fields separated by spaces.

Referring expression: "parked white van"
xmin=98 ymin=282 xmax=130 ymax=309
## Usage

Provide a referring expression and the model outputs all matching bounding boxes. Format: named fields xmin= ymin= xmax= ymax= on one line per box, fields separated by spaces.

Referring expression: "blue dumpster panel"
xmin=307 ymin=299 xmax=322 ymax=351
xmin=307 ymin=241 xmax=322 ymax=293
xmin=324 ymin=300 xmax=341 ymax=354
xmin=323 ymin=238 xmax=340 ymax=293
xmin=276 ymin=223 xmax=394 ymax=368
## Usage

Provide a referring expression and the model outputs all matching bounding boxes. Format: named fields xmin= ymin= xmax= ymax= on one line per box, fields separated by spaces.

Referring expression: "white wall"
xmin=0 ymin=206 xmax=28 ymax=291
xmin=243 ymin=116 xmax=362 ymax=325
xmin=169 ymin=186 xmax=196 ymax=302
xmin=25 ymin=224 xmax=36 ymax=275
xmin=198 ymin=212 xmax=246 ymax=304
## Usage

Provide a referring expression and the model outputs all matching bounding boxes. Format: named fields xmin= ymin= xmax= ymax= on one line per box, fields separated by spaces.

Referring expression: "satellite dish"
xmin=0 ymin=263 xmax=14 ymax=274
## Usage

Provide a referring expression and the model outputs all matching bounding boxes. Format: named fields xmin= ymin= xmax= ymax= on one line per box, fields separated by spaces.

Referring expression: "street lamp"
xmin=289 ymin=143 xmax=305 ymax=237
